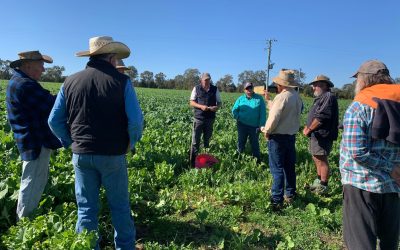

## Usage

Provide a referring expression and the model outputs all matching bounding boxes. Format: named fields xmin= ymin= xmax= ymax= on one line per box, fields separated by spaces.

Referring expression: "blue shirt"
xmin=48 ymin=79 xmax=143 ymax=151
xmin=6 ymin=70 xmax=62 ymax=161
xmin=340 ymin=101 xmax=400 ymax=193
xmin=232 ymin=93 xmax=266 ymax=127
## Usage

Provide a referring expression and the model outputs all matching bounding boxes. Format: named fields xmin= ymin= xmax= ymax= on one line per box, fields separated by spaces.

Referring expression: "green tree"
xmin=0 ymin=59 xmax=12 ymax=80
xmin=155 ymin=72 xmax=167 ymax=88
xmin=126 ymin=66 xmax=138 ymax=85
xmin=41 ymin=66 xmax=65 ymax=82
xmin=139 ymin=70 xmax=154 ymax=88
xmin=183 ymin=68 xmax=200 ymax=90
xmin=216 ymin=74 xmax=234 ymax=92
xmin=238 ymin=70 xmax=266 ymax=86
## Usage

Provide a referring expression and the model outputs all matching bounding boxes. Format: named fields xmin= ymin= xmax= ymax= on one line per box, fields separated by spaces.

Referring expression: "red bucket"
xmin=195 ymin=154 xmax=219 ymax=169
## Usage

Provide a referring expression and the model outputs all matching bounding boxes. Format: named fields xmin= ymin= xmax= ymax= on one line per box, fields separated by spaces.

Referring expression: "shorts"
xmin=309 ymin=136 xmax=333 ymax=156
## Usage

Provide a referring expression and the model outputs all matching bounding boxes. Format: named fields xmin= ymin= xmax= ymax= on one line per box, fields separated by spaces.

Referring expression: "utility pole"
xmin=265 ymin=39 xmax=277 ymax=90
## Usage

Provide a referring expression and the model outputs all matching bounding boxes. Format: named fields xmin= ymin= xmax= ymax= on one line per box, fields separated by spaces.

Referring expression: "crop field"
xmin=0 ymin=80 xmax=352 ymax=249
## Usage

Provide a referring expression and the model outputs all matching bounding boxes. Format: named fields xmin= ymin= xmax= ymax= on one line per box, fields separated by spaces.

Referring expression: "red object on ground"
xmin=195 ymin=154 xmax=219 ymax=169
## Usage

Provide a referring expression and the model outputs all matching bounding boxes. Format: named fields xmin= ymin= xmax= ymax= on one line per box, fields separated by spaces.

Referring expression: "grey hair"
xmin=357 ymin=69 xmax=394 ymax=88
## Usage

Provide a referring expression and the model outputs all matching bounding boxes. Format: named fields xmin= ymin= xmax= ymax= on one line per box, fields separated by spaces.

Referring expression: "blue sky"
xmin=1 ymin=0 xmax=399 ymax=87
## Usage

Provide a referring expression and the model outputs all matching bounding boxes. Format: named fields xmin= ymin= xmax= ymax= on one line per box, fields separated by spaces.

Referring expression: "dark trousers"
xmin=190 ymin=118 xmax=214 ymax=166
xmin=237 ymin=121 xmax=260 ymax=160
xmin=343 ymin=184 xmax=400 ymax=250
xmin=268 ymin=134 xmax=297 ymax=203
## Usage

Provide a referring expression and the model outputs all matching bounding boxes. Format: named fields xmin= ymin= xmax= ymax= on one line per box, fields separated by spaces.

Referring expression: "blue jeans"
xmin=237 ymin=121 xmax=260 ymax=160
xmin=268 ymin=134 xmax=297 ymax=203
xmin=72 ymin=154 xmax=135 ymax=250
xmin=17 ymin=147 xmax=51 ymax=219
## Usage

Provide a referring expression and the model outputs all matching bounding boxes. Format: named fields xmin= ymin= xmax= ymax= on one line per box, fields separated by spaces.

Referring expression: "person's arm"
xmin=189 ymin=87 xmax=208 ymax=111
xmin=209 ymin=89 xmax=222 ymax=112
xmin=263 ymin=94 xmax=285 ymax=134
xmin=231 ymin=96 xmax=241 ymax=119
xmin=342 ymin=103 xmax=394 ymax=172
xmin=259 ymin=95 xmax=267 ymax=127
xmin=48 ymin=84 xmax=73 ymax=148
xmin=303 ymin=118 xmax=322 ymax=136
xmin=125 ymin=79 xmax=144 ymax=150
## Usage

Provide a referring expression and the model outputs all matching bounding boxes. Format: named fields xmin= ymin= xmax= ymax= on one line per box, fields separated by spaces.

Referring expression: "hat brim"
xmin=309 ymin=80 xmax=334 ymax=88
xmin=76 ymin=42 xmax=130 ymax=59
xmin=116 ymin=66 xmax=129 ymax=71
xmin=10 ymin=55 xmax=53 ymax=69
xmin=273 ymin=77 xmax=298 ymax=88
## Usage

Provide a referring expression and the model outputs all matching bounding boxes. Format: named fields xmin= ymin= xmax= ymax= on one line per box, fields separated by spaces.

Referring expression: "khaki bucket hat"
xmin=76 ymin=36 xmax=130 ymax=59
xmin=272 ymin=69 xmax=299 ymax=88
xmin=309 ymin=75 xmax=334 ymax=87
xmin=10 ymin=50 xmax=53 ymax=68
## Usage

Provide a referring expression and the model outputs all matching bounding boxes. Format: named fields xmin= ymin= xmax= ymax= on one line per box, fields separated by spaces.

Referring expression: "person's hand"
xmin=303 ymin=126 xmax=311 ymax=137
xmin=209 ymin=106 xmax=218 ymax=112
xmin=201 ymin=105 xmax=209 ymax=111
xmin=390 ymin=166 xmax=400 ymax=186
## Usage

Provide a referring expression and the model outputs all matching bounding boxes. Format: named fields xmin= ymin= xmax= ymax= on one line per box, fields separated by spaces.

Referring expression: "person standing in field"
xmin=6 ymin=51 xmax=62 ymax=220
xmin=261 ymin=69 xmax=303 ymax=210
xmin=340 ymin=60 xmax=400 ymax=250
xmin=189 ymin=72 xmax=222 ymax=167
xmin=48 ymin=36 xmax=143 ymax=249
xmin=303 ymin=75 xmax=338 ymax=195
xmin=232 ymin=82 xmax=266 ymax=163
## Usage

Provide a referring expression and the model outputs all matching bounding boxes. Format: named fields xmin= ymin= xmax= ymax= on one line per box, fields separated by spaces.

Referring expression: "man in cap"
xmin=6 ymin=51 xmax=62 ymax=219
xmin=261 ymin=69 xmax=303 ymax=210
xmin=303 ymin=75 xmax=338 ymax=195
xmin=48 ymin=36 xmax=143 ymax=249
xmin=232 ymin=82 xmax=266 ymax=163
xmin=340 ymin=60 xmax=400 ymax=249
xmin=189 ymin=72 xmax=222 ymax=167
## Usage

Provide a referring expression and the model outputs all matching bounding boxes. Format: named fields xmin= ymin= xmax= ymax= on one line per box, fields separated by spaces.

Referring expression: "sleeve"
xmin=232 ymin=96 xmax=241 ymax=119
xmin=314 ymin=94 xmax=334 ymax=123
xmin=20 ymin=81 xmax=56 ymax=116
xmin=125 ymin=79 xmax=144 ymax=149
xmin=342 ymin=103 xmax=393 ymax=172
xmin=190 ymin=87 xmax=197 ymax=101
xmin=264 ymin=94 xmax=285 ymax=133
xmin=259 ymin=96 xmax=267 ymax=127
xmin=48 ymin=84 xmax=73 ymax=148
xmin=215 ymin=89 xmax=222 ymax=104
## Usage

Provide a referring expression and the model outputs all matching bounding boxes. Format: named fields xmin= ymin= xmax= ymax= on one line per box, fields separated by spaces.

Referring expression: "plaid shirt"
xmin=340 ymin=101 xmax=400 ymax=193
xmin=6 ymin=70 xmax=61 ymax=161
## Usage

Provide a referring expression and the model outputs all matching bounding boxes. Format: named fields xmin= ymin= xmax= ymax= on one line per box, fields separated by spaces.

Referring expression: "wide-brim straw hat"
xmin=10 ymin=50 xmax=53 ymax=69
xmin=272 ymin=69 xmax=299 ymax=88
xmin=76 ymin=36 xmax=130 ymax=59
xmin=115 ymin=59 xmax=129 ymax=71
xmin=309 ymin=75 xmax=334 ymax=87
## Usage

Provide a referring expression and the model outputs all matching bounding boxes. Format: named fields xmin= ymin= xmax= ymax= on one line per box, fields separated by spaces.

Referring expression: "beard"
xmin=354 ymin=82 xmax=364 ymax=95
xmin=313 ymin=89 xmax=323 ymax=97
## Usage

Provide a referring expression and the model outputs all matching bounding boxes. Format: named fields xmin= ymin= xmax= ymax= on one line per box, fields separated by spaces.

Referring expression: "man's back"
xmin=63 ymin=58 xmax=129 ymax=155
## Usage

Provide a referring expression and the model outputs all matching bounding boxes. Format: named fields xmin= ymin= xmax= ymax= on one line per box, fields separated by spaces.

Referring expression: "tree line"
xmin=1 ymin=59 xmax=399 ymax=99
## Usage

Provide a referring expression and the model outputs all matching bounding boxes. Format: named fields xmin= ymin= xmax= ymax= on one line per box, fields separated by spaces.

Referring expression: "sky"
xmin=1 ymin=0 xmax=399 ymax=88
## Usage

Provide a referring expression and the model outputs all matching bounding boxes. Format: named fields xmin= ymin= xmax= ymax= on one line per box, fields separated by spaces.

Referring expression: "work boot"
xmin=311 ymin=183 xmax=329 ymax=195
xmin=309 ymin=178 xmax=321 ymax=191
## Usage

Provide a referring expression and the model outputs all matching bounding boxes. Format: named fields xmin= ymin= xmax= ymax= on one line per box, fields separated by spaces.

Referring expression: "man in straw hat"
xmin=303 ymin=75 xmax=338 ymax=195
xmin=48 ymin=36 xmax=143 ymax=249
xmin=339 ymin=60 xmax=400 ymax=249
xmin=189 ymin=72 xmax=222 ymax=167
xmin=6 ymin=51 xmax=62 ymax=220
xmin=261 ymin=69 xmax=303 ymax=210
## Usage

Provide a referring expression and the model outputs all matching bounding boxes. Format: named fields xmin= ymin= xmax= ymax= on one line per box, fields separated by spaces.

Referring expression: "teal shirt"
xmin=232 ymin=93 xmax=266 ymax=127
